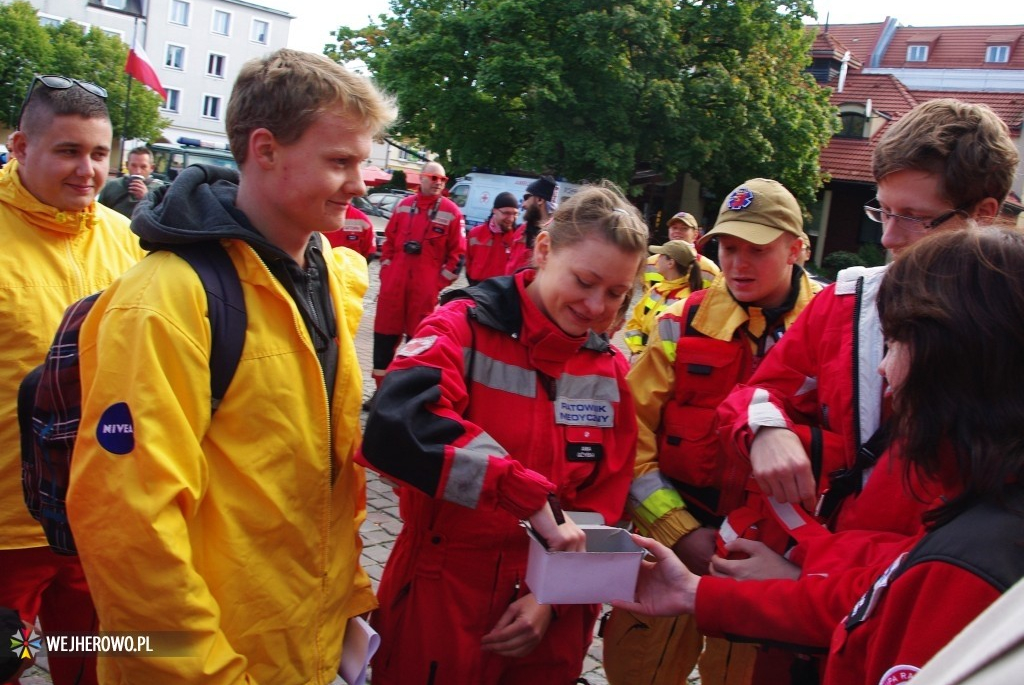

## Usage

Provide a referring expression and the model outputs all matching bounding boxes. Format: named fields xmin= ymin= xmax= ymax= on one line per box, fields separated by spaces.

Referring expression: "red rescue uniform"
xmin=359 ymin=270 xmax=637 ymax=685
xmin=326 ymin=204 xmax=375 ymax=257
xmin=374 ymin=192 xmax=465 ymax=337
xmin=466 ymin=218 xmax=515 ymax=284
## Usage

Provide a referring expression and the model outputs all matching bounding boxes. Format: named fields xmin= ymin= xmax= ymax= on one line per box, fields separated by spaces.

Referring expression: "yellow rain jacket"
xmin=68 ymin=165 xmax=374 ymax=685
xmin=0 ymin=160 xmax=142 ymax=549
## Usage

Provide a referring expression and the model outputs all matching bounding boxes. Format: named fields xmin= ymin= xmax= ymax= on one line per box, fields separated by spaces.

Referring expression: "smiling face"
xmin=668 ymin=221 xmax=697 ymax=244
xmin=261 ymin=109 xmax=371 ymax=236
xmin=527 ymin=233 xmax=640 ymax=337
xmin=11 ymin=114 xmax=112 ymax=212
xmin=718 ymin=233 xmax=800 ymax=308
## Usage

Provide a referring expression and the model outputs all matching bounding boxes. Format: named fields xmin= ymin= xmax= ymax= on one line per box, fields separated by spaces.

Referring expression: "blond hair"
xmin=546 ymin=183 xmax=649 ymax=274
xmin=227 ymin=49 xmax=397 ymax=164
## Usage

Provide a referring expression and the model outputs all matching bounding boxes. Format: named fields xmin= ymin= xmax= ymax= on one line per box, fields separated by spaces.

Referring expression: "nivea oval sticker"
xmin=96 ymin=402 xmax=135 ymax=455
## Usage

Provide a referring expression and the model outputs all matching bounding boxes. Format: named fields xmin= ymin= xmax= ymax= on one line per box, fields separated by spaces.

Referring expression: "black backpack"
xmin=18 ymin=242 xmax=247 ymax=555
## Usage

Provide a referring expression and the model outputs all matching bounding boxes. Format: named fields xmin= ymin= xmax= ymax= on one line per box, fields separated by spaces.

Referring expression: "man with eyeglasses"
xmin=466 ymin=191 xmax=519 ymax=286
xmin=0 ymin=75 xmax=144 ymax=685
xmin=371 ymin=160 xmax=465 ymax=397
xmin=679 ymin=100 xmax=1019 ymax=674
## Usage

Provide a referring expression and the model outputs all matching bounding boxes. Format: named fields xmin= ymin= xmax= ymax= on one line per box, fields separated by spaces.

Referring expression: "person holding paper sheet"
xmin=358 ymin=183 xmax=646 ymax=685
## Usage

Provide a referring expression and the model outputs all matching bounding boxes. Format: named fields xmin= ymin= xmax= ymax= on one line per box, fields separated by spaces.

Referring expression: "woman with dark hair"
xmin=613 ymin=225 xmax=1024 ymax=685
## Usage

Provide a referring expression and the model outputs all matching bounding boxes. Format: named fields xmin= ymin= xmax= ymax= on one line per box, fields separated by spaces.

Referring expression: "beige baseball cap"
xmin=668 ymin=211 xmax=699 ymax=230
xmin=699 ymin=178 xmax=804 ymax=246
xmin=649 ymin=240 xmax=697 ymax=269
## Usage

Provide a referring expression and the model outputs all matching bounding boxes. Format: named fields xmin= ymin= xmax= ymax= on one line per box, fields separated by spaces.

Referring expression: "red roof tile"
xmin=880 ymin=26 xmax=1024 ymax=69
xmin=809 ymin=22 xmax=890 ymax=66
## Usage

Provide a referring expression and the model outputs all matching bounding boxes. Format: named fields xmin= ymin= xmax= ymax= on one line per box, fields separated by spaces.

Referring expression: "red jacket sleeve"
xmin=696 ymin=531 xmax=918 ymax=650
xmin=357 ymin=301 xmax=553 ymax=520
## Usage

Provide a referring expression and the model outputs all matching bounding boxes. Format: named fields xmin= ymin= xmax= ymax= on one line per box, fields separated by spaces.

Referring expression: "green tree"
xmin=0 ymin=0 xmax=53 ymax=129
xmin=46 ymin=21 xmax=168 ymax=142
xmin=327 ymin=0 xmax=837 ymax=206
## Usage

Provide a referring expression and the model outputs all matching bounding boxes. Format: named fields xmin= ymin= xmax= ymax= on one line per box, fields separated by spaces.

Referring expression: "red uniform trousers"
xmin=0 ymin=546 xmax=98 ymax=685
xmin=370 ymin=490 xmax=599 ymax=685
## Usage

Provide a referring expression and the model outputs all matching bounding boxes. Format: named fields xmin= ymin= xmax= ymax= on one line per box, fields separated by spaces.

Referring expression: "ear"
xmin=247 ymin=128 xmax=277 ymax=170
xmin=973 ymin=197 xmax=1001 ymax=221
xmin=786 ymin=235 xmax=803 ymax=265
xmin=533 ymin=230 xmax=552 ymax=268
xmin=9 ymin=130 xmax=28 ymax=163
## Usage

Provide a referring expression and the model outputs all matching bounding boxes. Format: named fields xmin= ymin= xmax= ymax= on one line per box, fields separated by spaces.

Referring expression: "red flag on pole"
xmin=124 ymin=38 xmax=167 ymax=99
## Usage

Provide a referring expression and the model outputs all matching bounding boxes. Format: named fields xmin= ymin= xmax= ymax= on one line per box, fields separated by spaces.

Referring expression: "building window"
xmin=212 ymin=10 xmax=231 ymax=36
xmin=163 ymin=88 xmax=181 ymax=113
xmin=37 ymin=14 xmax=62 ymax=28
xmin=207 ymin=53 xmax=226 ymax=78
xmin=102 ymin=0 xmax=127 ymax=8
xmin=165 ymin=44 xmax=185 ymax=70
xmin=906 ymin=45 xmax=928 ymax=62
xmin=169 ymin=0 xmax=190 ymax=26
xmin=838 ymin=112 xmax=866 ymax=138
xmin=251 ymin=19 xmax=269 ymax=44
xmin=202 ymin=95 xmax=222 ymax=120
xmin=101 ymin=27 xmax=125 ymax=40
xmin=986 ymin=45 xmax=1010 ymax=63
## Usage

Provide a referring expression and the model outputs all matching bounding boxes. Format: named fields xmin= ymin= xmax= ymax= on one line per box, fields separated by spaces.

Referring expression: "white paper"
xmin=338 ymin=616 xmax=379 ymax=685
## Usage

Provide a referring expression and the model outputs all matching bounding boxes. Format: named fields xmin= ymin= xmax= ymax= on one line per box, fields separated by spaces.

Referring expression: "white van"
xmin=449 ymin=172 xmax=581 ymax=228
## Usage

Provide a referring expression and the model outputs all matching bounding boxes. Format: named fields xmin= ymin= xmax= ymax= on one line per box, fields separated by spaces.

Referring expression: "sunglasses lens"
xmin=81 ymin=81 xmax=108 ymax=98
xmin=39 ymin=75 xmax=73 ymax=89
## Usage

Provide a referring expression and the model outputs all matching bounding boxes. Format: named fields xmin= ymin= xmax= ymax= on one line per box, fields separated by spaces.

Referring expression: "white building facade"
xmin=26 ymin=0 xmax=292 ymax=146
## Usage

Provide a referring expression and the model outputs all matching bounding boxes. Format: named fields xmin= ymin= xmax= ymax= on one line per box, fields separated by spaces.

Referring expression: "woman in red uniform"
xmin=359 ymin=184 xmax=648 ymax=685
xmin=613 ymin=225 xmax=1024 ymax=685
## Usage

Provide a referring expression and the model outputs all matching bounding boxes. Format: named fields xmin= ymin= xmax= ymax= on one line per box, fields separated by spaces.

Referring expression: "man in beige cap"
xmin=642 ymin=210 xmax=720 ymax=294
xmin=603 ymin=178 xmax=821 ymax=685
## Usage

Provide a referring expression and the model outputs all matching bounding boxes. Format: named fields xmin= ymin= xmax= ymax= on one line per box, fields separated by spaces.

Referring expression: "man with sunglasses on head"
xmin=371 ymin=160 xmax=465 ymax=395
xmin=0 ymin=75 xmax=144 ymax=685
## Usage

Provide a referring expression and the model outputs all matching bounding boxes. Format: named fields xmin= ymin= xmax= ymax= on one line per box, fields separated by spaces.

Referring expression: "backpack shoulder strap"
xmin=169 ymin=242 xmax=247 ymax=412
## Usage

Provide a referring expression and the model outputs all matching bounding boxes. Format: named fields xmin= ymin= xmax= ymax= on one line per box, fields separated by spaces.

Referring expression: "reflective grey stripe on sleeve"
xmin=468 ymin=236 xmax=489 ymax=247
xmin=747 ymin=387 xmax=788 ymax=433
xmin=444 ymin=431 xmax=509 ymax=508
xmin=628 ymin=470 xmax=675 ymax=508
xmin=658 ymin=316 xmax=682 ymax=344
xmin=395 ymin=204 xmax=413 ymax=215
xmin=464 ymin=349 xmax=537 ymax=398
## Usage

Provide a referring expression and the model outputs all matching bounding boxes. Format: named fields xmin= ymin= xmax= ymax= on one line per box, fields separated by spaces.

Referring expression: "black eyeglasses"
xmin=863 ymin=200 xmax=967 ymax=232
xmin=17 ymin=75 xmax=108 ymax=129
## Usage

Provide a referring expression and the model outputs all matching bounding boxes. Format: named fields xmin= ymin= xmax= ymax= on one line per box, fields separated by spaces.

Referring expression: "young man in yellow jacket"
xmin=0 ymin=76 xmax=144 ymax=685
xmin=68 ymin=50 xmax=396 ymax=684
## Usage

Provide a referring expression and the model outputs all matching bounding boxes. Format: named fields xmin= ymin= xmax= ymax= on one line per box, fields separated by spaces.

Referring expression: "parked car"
xmin=366 ymin=190 xmax=413 ymax=219
xmin=353 ymin=196 xmax=389 ymax=255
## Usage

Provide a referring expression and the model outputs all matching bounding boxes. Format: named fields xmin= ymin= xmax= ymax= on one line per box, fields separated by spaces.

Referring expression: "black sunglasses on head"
xmin=17 ymin=75 xmax=108 ymax=130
